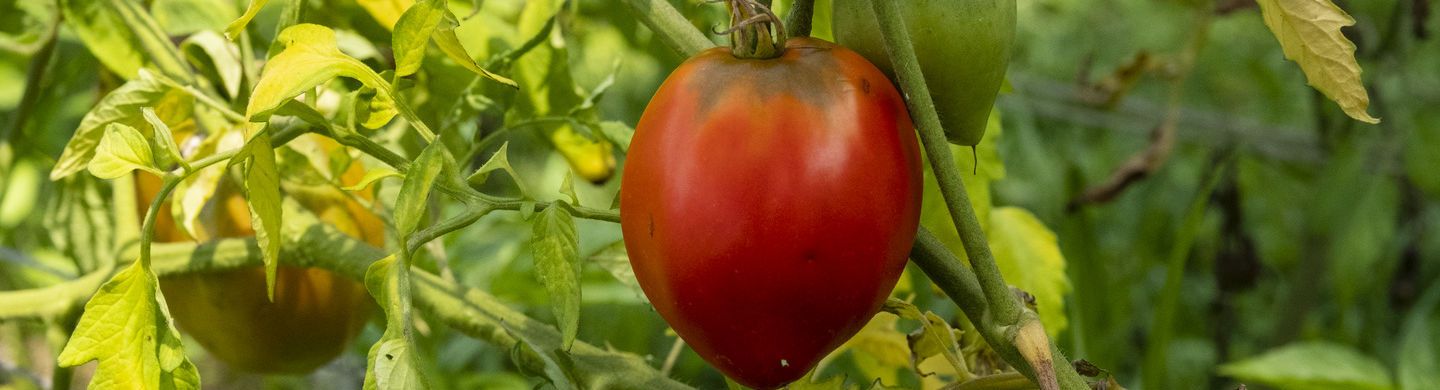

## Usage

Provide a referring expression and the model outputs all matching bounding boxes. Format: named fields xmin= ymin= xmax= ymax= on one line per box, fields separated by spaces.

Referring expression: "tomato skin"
xmin=139 ymin=136 xmax=381 ymax=375
xmin=832 ymin=0 xmax=1016 ymax=146
xmin=620 ymin=38 xmax=921 ymax=389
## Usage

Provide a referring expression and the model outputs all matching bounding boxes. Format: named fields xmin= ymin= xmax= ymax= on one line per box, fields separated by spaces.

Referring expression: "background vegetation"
xmin=1 ymin=0 xmax=1437 ymax=389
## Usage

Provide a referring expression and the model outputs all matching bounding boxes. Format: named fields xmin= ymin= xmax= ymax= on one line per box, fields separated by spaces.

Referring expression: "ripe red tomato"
xmin=620 ymin=37 xmax=922 ymax=389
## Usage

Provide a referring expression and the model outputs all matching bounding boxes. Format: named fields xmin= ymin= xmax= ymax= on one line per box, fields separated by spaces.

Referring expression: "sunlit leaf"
xmin=88 ymin=123 xmax=163 ymax=179
xmin=234 ymin=130 xmax=283 ymax=300
xmin=392 ymin=0 xmax=449 ymax=78
xmin=831 ymin=312 xmax=910 ymax=385
xmin=1219 ymin=342 xmax=1394 ymax=390
xmin=52 ymin=71 xmax=180 ymax=180
xmin=1255 ymin=0 xmax=1379 ymax=123
xmin=357 ymin=0 xmax=415 ymax=30
xmin=246 ymin=24 xmax=388 ymax=122
xmin=344 ymin=168 xmax=403 ymax=191
xmin=141 ymin=108 xmax=187 ymax=171
xmin=59 ymin=0 xmax=148 ymax=78
xmin=531 ymin=205 xmax=580 ymax=351
xmin=392 ymin=0 xmax=516 ymax=86
xmin=987 ymin=207 xmax=1071 ymax=337
xmin=225 ymin=0 xmax=270 ymax=39
xmin=56 ymin=261 xmax=200 ymax=390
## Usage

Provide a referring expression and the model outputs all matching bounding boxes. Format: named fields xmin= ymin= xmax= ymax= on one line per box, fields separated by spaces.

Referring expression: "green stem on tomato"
xmin=620 ymin=0 xmax=715 ymax=57
xmin=868 ymin=1 xmax=1088 ymax=389
xmin=866 ymin=0 xmax=1019 ymax=330
xmin=783 ymin=0 xmax=815 ymax=38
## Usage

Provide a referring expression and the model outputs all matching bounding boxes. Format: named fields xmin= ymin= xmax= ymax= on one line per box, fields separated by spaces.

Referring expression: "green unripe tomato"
xmin=832 ymin=0 xmax=1015 ymax=146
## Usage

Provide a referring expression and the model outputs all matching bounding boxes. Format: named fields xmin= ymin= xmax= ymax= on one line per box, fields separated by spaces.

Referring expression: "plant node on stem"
xmin=1012 ymin=319 xmax=1059 ymax=390
xmin=717 ymin=0 xmax=787 ymax=59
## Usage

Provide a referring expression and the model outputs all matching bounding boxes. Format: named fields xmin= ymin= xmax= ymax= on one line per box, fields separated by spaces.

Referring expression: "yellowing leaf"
xmin=344 ymin=167 xmax=403 ymax=191
xmin=56 ymin=261 xmax=201 ymax=390
xmin=89 ymin=123 xmax=164 ymax=179
xmin=987 ymin=207 xmax=1071 ymax=338
xmin=832 ymin=312 xmax=911 ymax=385
xmin=52 ymin=71 xmax=180 ymax=179
xmin=1256 ymin=0 xmax=1379 ymax=123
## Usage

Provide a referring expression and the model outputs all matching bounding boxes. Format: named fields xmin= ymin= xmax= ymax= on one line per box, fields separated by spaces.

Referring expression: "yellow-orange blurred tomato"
xmin=138 ymin=135 xmax=383 ymax=375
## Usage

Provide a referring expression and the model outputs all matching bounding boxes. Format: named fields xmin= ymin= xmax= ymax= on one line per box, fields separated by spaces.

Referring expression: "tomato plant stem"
xmin=621 ymin=0 xmax=715 ymax=57
xmin=783 ymin=0 xmax=815 ymax=38
xmin=868 ymin=1 xmax=1087 ymax=389
xmin=866 ymin=0 xmax=1018 ymax=330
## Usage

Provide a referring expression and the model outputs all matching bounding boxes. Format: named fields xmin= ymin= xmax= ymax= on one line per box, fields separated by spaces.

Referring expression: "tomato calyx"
xmin=717 ymin=0 xmax=787 ymax=60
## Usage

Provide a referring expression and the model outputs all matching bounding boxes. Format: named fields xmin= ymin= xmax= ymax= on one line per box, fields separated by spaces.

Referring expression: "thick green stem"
xmin=867 ymin=0 xmax=1020 ymax=332
xmin=620 ymin=0 xmax=715 ymax=57
xmin=870 ymin=1 xmax=1086 ymax=388
xmin=783 ymin=0 xmax=815 ymax=38
xmin=911 ymin=229 xmax=1090 ymax=390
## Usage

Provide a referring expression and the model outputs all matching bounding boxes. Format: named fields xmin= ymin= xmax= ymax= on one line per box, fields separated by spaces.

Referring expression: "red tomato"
xmin=620 ymin=37 xmax=922 ymax=389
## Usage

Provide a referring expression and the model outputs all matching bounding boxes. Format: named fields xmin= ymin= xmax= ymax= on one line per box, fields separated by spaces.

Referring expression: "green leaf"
xmin=59 ymin=0 xmax=147 ymax=79
xmin=246 ymin=24 xmax=388 ymax=122
xmin=357 ymin=88 xmax=399 ymax=129
xmin=596 ymin=121 xmax=634 ymax=153
xmin=1255 ymin=0 xmax=1379 ymax=123
xmin=89 ymin=123 xmax=163 ymax=179
xmin=1404 ymin=112 xmax=1440 ymax=198
xmin=238 ymin=130 xmax=283 ymax=300
xmin=60 ymin=0 xmax=190 ymax=81
xmin=433 ymin=10 xmax=515 ymax=87
xmin=531 ymin=205 xmax=580 ymax=351
xmin=52 ymin=71 xmax=178 ymax=180
xmin=1219 ymin=342 xmax=1394 ymax=390
xmin=585 ymin=240 xmax=646 ymax=303
xmin=363 ymin=255 xmax=431 ymax=390
xmin=467 ymin=142 xmax=527 ymax=196
xmin=558 ymin=174 xmax=578 ymax=205
xmin=391 ymin=0 xmax=449 ymax=78
xmin=391 ymin=0 xmax=516 ymax=86
xmin=141 ymin=108 xmax=188 ymax=171
xmin=56 ymin=261 xmax=201 ymax=390
xmin=152 ymin=0 xmax=237 ymax=36
xmin=987 ymin=207 xmax=1071 ymax=338
xmin=1397 ymin=284 xmax=1440 ymax=390
xmin=394 ymin=141 xmax=455 ymax=243
xmin=906 ymin=312 xmax=966 ymax=376
xmin=919 ymin=111 xmax=1005 ymax=260
xmin=180 ymin=31 xmax=243 ymax=99
xmin=225 ymin=0 xmax=271 ymax=40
